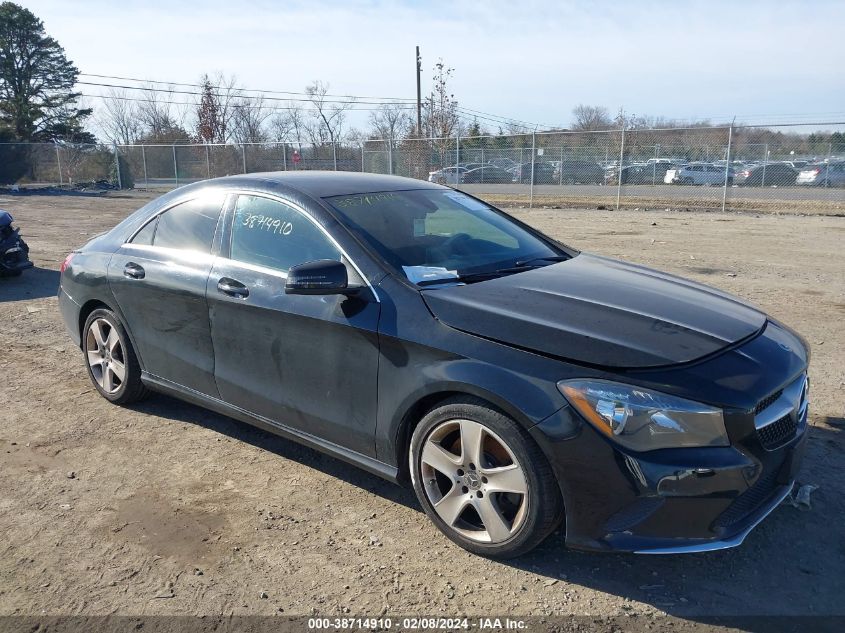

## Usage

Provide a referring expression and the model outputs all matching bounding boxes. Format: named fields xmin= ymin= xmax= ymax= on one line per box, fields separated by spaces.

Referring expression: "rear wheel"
xmin=83 ymin=308 xmax=148 ymax=404
xmin=409 ymin=397 xmax=563 ymax=558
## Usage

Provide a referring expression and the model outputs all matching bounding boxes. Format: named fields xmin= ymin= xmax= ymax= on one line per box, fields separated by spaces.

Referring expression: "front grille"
xmin=758 ymin=413 xmax=798 ymax=449
xmin=714 ymin=468 xmax=781 ymax=530
xmin=754 ymin=389 xmax=783 ymax=415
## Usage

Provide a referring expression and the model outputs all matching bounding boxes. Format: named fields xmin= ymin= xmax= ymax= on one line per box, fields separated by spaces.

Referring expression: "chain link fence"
xmin=2 ymin=122 xmax=843 ymax=213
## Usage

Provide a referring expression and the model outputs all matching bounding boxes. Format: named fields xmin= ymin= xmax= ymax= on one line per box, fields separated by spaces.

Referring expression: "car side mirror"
xmin=285 ymin=259 xmax=359 ymax=296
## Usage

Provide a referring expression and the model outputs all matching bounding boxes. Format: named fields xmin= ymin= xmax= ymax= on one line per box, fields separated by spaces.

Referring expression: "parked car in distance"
xmin=796 ymin=161 xmax=845 ymax=187
xmin=460 ymin=166 xmax=514 ymax=184
xmin=664 ymin=163 xmax=731 ymax=186
xmin=554 ymin=160 xmax=605 ymax=184
xmin=428 ymin=166 xmax=467 ymax=185
xmin=488 ymin=158 xmax=518 ymax=171
xmin=59 ymin=172 xmax=810 ymax=559
xmin=512 ymin=161 xmax=557 ymax=184
xmin=607 ymin=163 xmax=677 ymax=185
xmin=734 ymin=163 xmax=798 ymax=187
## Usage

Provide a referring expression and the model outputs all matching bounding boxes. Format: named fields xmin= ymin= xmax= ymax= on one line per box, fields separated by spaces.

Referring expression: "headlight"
xmin=558 ymin=379 xmax=728 ymax=451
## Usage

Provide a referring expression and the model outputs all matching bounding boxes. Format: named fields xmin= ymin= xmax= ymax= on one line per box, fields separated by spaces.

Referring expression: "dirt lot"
xmin=1 ymin=190 xmax=843 ymax=625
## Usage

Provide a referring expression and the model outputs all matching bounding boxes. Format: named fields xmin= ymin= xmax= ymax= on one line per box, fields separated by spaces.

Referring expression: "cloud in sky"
xmin=22 ymin=0 xmax=845 ymax=130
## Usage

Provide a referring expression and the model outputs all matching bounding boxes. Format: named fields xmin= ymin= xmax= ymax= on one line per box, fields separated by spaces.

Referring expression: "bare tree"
xmin=136 ymin=83 xmax=182 ymax=139
xmin=96 ymin=89 xmax=141 ymax=144
xmin=304 ymin=80 xmax=354 ymax=147
xmin=231 ymin=95 xmax=271 ymax=144
xmin=423 ymin=60 xmax=460 ymax=140
xmin=368 ymin=103 xmax=412 ymax=146
xmin=571 ymin=104 xmax=613 ymax=131
xmin=269 ymin=105 xmax=308 ymax=149
xmin=210 ymin=72 xmax=242 ymax=142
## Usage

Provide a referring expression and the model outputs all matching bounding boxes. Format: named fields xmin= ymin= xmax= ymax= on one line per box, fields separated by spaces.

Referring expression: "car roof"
xmin=198 ymin=171 xmax=444 ymax=198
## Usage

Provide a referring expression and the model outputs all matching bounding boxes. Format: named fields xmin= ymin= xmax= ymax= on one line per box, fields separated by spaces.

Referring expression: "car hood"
xmin=421 ymin=253 xmax=766 ymax=369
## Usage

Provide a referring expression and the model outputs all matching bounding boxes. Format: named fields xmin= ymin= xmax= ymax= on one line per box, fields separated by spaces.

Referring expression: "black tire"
xmin=82 ymin=308 xmax=149 ymax=404
xmin=409 ymin=396 xmax=563 ymax=558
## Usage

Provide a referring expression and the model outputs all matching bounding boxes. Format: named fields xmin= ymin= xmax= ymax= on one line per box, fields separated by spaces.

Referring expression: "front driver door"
xmin=207 ymin=193 xmax=381 ymax=457
xmin=108 ymin=194 xmax=225 ymax=396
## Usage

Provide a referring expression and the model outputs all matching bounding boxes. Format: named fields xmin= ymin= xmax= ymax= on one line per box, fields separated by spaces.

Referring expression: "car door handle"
xmin=123 ymin=262 xmax=145 ymax=279
xmin=217 ymin=277 xmax=249 ymax=298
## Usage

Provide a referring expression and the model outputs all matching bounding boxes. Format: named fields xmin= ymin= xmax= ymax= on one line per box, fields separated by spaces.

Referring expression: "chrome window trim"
xmin=121 ymin=189 xmax=380 ymax=302
xmin=226 ymin=189 xmax=379 ymax=302
xmin=120 ymin=242 xmax=217 ymax=263
xmin=125 ymin=194 xmax=224 ymax=246
xmin=214 ymin=256 xmax=289 ymax=280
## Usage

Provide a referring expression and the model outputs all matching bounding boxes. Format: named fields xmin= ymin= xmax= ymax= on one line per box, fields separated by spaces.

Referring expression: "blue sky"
xmin=22 ymin=0 xmax=845 ymax=131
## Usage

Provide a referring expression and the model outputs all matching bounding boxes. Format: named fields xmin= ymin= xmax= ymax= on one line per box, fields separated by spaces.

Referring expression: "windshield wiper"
xmin=417 ymin=256 xmax=568 ymax=287
xmin=416 ymin=270 xmax=511 ymax=286
xmin=513 ymin=255 xmax=569 ymax=267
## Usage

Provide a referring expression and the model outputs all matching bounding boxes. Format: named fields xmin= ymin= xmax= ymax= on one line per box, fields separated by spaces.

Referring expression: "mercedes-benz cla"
xmin=58 ymin=172 xmax=809 ymax=558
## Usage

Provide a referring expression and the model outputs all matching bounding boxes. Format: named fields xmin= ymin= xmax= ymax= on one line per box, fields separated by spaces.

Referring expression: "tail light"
xmin=60 ymin=252 xmax=74 ymax=273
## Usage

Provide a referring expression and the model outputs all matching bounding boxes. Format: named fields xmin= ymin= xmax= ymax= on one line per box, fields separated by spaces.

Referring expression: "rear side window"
xmin=151 ymin=197 xmax=223 ymax=254
xmin=130 ymin=217 xmax=157 ymax=245
xmin=230 ymin=195 xmax=340 ymax=273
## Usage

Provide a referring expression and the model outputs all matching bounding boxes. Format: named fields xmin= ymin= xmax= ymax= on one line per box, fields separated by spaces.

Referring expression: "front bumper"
xmin=529 ymin=319 xmax=810 ymax=554
xmin=531 ymin=403 xmax=808 ymax=554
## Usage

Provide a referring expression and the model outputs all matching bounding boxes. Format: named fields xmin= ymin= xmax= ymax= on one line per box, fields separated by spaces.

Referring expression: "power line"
xmin=79 ymin=72 xmax=555 ymax=130
xmin=79 ymin=73 xmax=416 ymax=103
xmin=78 ymin=80 xmax=416 ymax=107
xmin=81 ymin=92 xmax=415 ymax=113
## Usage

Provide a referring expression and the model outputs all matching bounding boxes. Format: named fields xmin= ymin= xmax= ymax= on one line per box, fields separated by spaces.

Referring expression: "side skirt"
xmin=141 ymin=372 xmax=400 ymax=483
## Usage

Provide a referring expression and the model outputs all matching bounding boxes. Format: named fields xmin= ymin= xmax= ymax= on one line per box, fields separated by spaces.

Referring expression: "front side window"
xmin=230 ymin=195 xmax=340 ymax=272
xmin=149 ymin=196 xmax=224 ymax=253
xmin=326 ymin=189 xmax=564 ymax=285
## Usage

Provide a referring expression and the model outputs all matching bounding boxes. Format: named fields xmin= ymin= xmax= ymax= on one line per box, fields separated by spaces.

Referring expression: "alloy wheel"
xmin=419 ymin=419 xmax=529 ymax=544
xmin=85 ymin=317 xmax=126 ymax=394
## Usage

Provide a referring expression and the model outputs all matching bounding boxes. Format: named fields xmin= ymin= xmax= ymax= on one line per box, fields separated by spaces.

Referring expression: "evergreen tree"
xmin=0 ymin=2 xmax=92 ymax=141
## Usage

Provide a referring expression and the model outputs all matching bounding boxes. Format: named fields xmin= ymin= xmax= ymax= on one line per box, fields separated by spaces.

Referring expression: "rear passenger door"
xmin=108 ymin=194 xmax=225 ymax=396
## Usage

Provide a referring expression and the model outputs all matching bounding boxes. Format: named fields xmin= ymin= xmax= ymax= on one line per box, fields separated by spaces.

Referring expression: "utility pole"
xmin=415 ymin=46 xmax=422 ymax=138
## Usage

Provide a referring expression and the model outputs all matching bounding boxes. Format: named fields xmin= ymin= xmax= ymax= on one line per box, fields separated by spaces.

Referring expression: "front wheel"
xmin=83 ymin=308 xmax=149 ymax=404
xmin=409 ymin=397 xmax=563 ymax=558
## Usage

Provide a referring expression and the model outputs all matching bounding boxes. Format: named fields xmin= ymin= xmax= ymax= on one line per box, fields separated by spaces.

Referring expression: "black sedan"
xmin=512 ymin=161 xmax=557 ymax=184
xmin=460 ymin=165 xmax=514 ymax=184
xmin=735 ymin=163 xmax=798 ymax=187
xmin=59 ymin=172 xmax=810 ymax=558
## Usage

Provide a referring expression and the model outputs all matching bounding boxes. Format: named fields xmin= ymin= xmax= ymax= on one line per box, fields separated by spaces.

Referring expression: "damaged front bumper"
xmin=530 ymin=359 xmax=809 ymax=555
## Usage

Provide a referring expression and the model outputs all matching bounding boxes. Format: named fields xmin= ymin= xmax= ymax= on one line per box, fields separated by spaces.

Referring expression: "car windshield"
xmin=325 ymin=189 xmax=566 ymax=286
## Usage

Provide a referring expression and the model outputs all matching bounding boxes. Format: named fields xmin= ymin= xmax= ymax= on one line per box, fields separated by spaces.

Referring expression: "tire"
xmin=409 ymin=396 xmax=563 ymax=558
xmin=82 ymin=308 xmax=148 ymax=404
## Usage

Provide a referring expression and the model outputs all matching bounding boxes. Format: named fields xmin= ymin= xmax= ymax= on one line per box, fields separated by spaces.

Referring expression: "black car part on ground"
xmin=0 ymin=210 xmax=33 ymax=277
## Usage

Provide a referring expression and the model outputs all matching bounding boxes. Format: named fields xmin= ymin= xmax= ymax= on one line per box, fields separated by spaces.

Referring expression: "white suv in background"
xmin=665 ymin=163 xmax=731 ymax=186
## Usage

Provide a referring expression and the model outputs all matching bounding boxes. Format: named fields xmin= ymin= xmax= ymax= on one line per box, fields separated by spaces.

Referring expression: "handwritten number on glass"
xmin=241 ymin=213 xmax=294 ymax=236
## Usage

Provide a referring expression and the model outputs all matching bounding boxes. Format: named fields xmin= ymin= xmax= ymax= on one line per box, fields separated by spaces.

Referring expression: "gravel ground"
xmin=0 ymin=190 xmax=843 ymax=625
